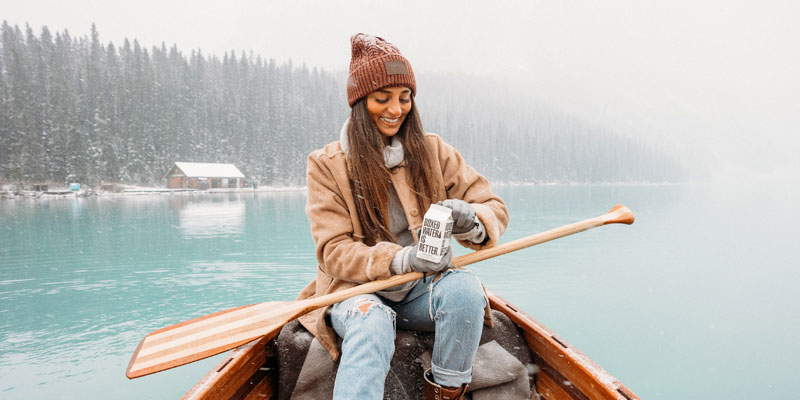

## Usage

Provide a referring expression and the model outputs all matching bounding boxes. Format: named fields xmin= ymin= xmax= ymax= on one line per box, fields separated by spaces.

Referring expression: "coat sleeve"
xmin=433 ymin=135 xmax=509 ymax=250
xmin=305 ymin=152 xmax=401 ymax=283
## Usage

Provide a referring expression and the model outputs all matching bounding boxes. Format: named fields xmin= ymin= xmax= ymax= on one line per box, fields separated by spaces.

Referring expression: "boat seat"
xmin=276 ymin=309 xmax=533 ymax=399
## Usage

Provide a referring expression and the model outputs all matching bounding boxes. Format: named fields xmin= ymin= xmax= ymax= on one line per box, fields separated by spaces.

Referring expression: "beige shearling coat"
xmin=297 ymin=132 xmax=509 ymax=360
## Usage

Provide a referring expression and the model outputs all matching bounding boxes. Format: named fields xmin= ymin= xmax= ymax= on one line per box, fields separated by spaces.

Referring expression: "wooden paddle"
xmin=126 ymin=204 xmax=634 ymax=379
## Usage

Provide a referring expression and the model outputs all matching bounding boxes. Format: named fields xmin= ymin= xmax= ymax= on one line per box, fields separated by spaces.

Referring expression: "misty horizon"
xmin=2 ymin=0 xmax=798 ymax=182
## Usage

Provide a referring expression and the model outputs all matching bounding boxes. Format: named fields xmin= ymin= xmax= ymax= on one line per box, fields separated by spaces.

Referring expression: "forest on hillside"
xmin=0 ymin=22 xmax=684 ymax=187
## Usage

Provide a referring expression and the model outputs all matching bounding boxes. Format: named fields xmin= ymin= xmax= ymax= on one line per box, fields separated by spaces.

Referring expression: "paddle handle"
xmin=454 ymin=204 xmax=633 ymax=267
xmin=304 ymin=205 xmax=634 ymax=309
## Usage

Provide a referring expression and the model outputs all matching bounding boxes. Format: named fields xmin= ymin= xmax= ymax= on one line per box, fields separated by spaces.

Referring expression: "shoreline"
xmin=1 ymin=180 xmax=692 ymax=200
xmin=0 ymin=186 xmax=307 ymax=200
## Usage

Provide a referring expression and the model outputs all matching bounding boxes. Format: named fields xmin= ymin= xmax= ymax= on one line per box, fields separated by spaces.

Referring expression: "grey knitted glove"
xmin=407 ymin=245 xmax=452 ymax=274
xmin=438 ymin=199 xmax=477 ymax=234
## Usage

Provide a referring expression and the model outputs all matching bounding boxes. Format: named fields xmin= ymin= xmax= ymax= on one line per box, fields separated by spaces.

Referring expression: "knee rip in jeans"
xmin=351 ymin=299 xmax=396 ymax=321
xmin=350 ymin=299 xmax=397 ymax=331
xmin=354 ymin=299 xmax=375 ymax=315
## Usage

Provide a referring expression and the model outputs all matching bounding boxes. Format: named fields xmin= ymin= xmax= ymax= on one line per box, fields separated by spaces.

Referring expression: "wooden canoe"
xmin=182 ymin=291 xmax=639 ymax=400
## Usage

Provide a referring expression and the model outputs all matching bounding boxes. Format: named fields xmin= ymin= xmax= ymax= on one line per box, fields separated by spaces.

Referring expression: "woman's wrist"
xmin=453 ymin=219 xmax=486 ymax=244
xmin=389 ymin=246 xmax=413 ymax=275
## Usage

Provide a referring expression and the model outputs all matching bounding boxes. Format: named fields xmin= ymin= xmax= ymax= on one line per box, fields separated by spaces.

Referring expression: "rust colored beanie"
xmin=347 ymin=33 xmax=416 ymax=107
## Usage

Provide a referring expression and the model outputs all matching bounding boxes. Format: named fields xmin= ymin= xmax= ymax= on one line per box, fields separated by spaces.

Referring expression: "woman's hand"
xmin=438 ymin=199 xmax=477 ymax=234
xmin=407 ymin=245 xmax=452 ymax=274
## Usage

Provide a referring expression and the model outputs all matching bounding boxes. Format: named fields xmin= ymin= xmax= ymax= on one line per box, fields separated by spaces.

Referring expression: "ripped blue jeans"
xmin=329 ymin=269 xmax=487 ymax=400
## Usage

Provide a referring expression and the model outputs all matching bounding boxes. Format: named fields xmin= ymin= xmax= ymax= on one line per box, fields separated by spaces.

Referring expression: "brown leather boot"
xmin=423 ymin=368 xmax=468 ymax=400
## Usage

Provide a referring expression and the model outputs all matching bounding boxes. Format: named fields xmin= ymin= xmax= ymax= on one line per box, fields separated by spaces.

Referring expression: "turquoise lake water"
xmin=1 ymin=184 xmax=798 ymax=399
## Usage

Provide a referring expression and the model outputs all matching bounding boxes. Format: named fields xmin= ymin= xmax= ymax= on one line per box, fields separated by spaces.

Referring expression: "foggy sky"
xmin=3 ymin=0 xmax=799 ymax=181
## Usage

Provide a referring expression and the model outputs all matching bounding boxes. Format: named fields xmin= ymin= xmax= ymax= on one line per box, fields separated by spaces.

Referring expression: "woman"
xmin=296 ymin=33 xmax=509 ymax=400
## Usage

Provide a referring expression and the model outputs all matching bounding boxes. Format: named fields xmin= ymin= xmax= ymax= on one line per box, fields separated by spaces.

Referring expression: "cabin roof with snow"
xmin=170 ymin=162 xmax=245 ymax=178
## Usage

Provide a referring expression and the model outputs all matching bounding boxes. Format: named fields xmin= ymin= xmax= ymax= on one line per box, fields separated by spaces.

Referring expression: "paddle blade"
xmin=126 ymin=300 xmax=298 ymax=379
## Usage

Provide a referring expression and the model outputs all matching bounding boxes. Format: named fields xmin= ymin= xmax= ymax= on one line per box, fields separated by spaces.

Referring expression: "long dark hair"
xmin=347 ymin=96 xmax=439 ymax=245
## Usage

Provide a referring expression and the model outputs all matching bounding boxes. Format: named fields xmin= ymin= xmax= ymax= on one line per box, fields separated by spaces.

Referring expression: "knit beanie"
xmin=347 ymin=33 xmax=416 ymax=107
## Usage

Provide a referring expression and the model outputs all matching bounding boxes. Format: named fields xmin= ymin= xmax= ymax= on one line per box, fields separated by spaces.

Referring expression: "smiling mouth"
xmin=380 ymin=117 xmax=400 ymax=124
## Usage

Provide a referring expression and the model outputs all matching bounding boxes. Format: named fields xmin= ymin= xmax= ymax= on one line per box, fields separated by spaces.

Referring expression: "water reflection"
xmin=178 ymin=199 xmax=245 ymax=238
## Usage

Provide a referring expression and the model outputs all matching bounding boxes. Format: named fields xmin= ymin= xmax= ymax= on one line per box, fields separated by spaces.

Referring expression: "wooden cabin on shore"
xmin=166 ymin=162 xmax=246 ymax=189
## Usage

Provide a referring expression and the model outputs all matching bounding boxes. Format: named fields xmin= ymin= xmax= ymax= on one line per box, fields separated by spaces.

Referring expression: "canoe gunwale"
xmin=487 ymin=291 xmax=639 ymax=400
xmin=182 ymin=331 xmax=278 ymax=400
xmin=184 ymin=292 xmax=640 ymax=400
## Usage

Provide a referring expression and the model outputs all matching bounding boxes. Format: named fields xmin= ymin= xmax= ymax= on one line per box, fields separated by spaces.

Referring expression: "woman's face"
xmin=365 ymin=86 xmax=412 ymax=140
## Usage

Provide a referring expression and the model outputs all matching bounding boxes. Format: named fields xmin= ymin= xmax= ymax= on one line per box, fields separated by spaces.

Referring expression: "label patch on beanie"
xmin=385 ymin=60 xmax=409 ymax=75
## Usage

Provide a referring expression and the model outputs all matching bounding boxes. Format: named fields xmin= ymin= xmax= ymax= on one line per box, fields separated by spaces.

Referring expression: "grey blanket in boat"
xmin=276 ymin=310 xmax=533 ymax=400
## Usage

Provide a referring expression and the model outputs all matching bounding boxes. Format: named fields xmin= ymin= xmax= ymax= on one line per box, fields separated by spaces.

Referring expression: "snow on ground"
xmin=0 ymin=185 xmax=307 ymax=199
